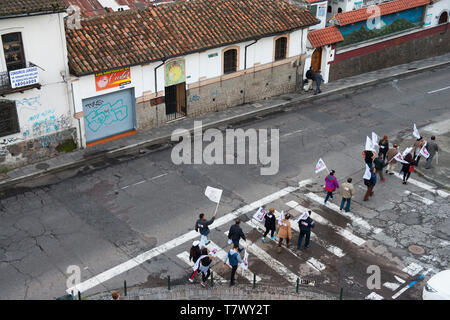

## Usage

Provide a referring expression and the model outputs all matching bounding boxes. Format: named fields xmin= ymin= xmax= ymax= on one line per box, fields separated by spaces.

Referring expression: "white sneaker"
xmin=188 ymin=278 xmax=194 ymax=283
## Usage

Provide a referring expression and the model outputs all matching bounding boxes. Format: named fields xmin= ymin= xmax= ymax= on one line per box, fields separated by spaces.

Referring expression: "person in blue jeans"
xmin=324 ymin=170 xmax=339 ymax=204
xmin=297 ymin=210 xmax=315 ymax=249
xmin=339 ymin=178 xmax=355 ymax=212
xmin=195 ymin=212 xmax=216 ymax=248
xmin=223 ymin=244 xmax=243 ymax=286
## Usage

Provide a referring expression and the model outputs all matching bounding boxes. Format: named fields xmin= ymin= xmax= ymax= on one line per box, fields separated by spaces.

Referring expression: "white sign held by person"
xmin=365 ymin=136 xmax=376 ymax=152
xmin=315 ymin=158 xmax=327 ymax=174
xmin=363 ymin=164 xmax=372 ymax=180
xmin=253 ymin=207 xmax=266 ymax=222
xmin=393 ymin=152 xmax=409 ymax=164
xmin=372 ymin=132 xmax=379 ymax=147
xmin=402 ymin=147 xmax=413 ymax=158
xmin=419 ymin=142 xmax=430 ymax=159
xmin=241 ymin=250 xmax=249 ymax=270
xmin=413 ymin=123 xmax=421 ymax=139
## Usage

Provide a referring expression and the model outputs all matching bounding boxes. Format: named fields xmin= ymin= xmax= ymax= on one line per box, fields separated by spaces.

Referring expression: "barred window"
xmin=223 ymin=49 xmax=237 ymax=74
xmin=0 ymin=100 xmax=20 ymax=137
xmin=2 ymin=32 xmax=26 ymax=72
xmin=274 ymin=37 xmax=287 ymax=61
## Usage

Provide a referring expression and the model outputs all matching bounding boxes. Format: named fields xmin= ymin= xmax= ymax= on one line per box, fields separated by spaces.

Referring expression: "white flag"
xmin=363 ymin=164 xmax=371 ymax=180
xmin=278 ymin=210 xmax=287 ymax=226
xmin=419 ymin=142 xmax=430 ymax=159
xmin=372 ymin=132 xmax=379 ymax=147
xmin=315 ymin=158 xmax=327 ymax=174
xmin=413 ymin=124 xmax=420 ymax=139
xmin=393 ymin=152 xmax=409 ymax=164
xmin=402 ymin=147 xmax=413 ymax=158
xmin=365 ymin=136 xmax=375 ymax=152
xmin=241 ymin=250 xmax=249 ymax=270
xmin=253 ymin=207 xmax=266 ymax=222
xmin=295 ymin=210 xmax=310 ymax=223
xmin=205 ymin=186 xmax=223 ymax=203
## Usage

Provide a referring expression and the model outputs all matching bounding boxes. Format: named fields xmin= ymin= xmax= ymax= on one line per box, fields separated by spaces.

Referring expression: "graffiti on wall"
xmin=84 ymin=99 xmax=128 ymax=133
xmin=23 ymin=109 xmax=72 ymax=139
xmin=15 ymin=96 xmax=42 ymax=111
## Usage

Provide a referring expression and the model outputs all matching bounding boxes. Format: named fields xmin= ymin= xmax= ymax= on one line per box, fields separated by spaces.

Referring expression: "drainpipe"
xmin=244 ymin=39 xmax=258 ymax=104
xmin=154 ymin=60 xmax=165 ymax=127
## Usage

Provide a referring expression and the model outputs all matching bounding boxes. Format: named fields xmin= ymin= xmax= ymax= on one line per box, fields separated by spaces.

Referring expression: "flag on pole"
xmin=204 ymin=186 xmax=223 ymax=203
xmin=393 ymin=152 xmax=409 ymax=164
xmin=372 ymin=132 xmax=379 ymax=147
xmin=365 ymin=136 xmax=375 ymax=152
xmin=363 ymin=164 xmax=371 ymax=180
xmin=419 ymin=142 xmax=430 ymax=159
xmin=315 ymin=158 xmax=327 ymax=174
xmin=253 ymin=207 xmax=266 ymax=222
xmin=402 ymin=147 xmax=413 ymax=158
xmin=413 ymin=123 xmax=421 ymax=139
xmin=241 ymin=250 xmax=249 ymax=270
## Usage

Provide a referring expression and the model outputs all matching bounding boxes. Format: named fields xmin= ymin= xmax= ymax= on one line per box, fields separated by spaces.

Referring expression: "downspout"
xmin=244 ymin=39 xmax=258 ymax=104
xmin=154 ymin=60 xmax=165 ymax=127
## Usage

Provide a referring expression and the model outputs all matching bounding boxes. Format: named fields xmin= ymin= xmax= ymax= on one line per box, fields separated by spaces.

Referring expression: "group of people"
xmin=304 ymin=66 xmax=324 ymax=95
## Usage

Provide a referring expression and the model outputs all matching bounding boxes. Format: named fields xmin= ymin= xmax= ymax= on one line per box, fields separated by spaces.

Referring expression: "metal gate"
xmin=82 ymin=88 xmax=136 ymax=144
xmin=165 ymin=83 xmax=186 ymax=121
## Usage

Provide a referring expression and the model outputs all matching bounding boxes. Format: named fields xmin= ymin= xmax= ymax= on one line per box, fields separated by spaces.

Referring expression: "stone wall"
xmin=329 ymin=24 xmax=450 ymax=81
xmin=136 ymin=99 xmax=167 ymax=130
xmin=0 ymin=128 xmax=77 ymax=170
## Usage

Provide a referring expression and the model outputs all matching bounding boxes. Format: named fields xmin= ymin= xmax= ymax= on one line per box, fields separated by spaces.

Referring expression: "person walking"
xmin=194 ymin=248 xmax=214 ymax=287
xmin=400 ymin=153 xmax=414 ymax=184
xmin=223 ymin=243 xmax=243 ymax=287
xmin=261 ymin=208 xmax=276 ymax=243
xmin=386 ymin=144 xmax=399 ymax=175
xmin=228 ymin=219 xmax=246 ymax=252
xmin=362 ymin=149 xmax=376 ymax=169
xmin=324 ymin=170 xmax=339 ymax=204
xmin=339 ymin=178 xmax=355 ymax=212
xmin=195 ymin=212 xmax=216 ymax=248
xmin=373 ymin=153 xmax=387 ymax=182
xmin=314 ymin=70 xmax=323 ymax=95
xmin=188 ymin=240 xmax=202 ymax=283
xmin=297 ymin=210 xmax=315 ymax=250
xmin=363 ymin=167 xmax=377 ymax=201
xmin=425 ymin=136 xmax=439 ymax=169
xmin=413 ymin=137 xmax=425 ymax=167
xmin=304 ymin=66 xmax=314 ymax=92
xmin=277 ymin=213 xmax=292 ymax=253
xmin=378 ymin=136 xmax=389 ymax=161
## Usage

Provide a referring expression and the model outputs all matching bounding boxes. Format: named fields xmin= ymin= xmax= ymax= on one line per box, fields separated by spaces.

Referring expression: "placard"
xmin=9 ymin=67 xmax=39 ymax=88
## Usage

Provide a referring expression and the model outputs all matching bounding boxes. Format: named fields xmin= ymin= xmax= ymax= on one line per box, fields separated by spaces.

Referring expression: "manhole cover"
xmin=408 ymin=245 xmax=425 ymax=255
xmin=35 ymin=163 xmax=50 ymax=170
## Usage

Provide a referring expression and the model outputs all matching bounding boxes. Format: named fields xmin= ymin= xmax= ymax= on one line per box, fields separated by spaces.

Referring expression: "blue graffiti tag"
xmin=84 ymin=99 xmax=128 ymax=133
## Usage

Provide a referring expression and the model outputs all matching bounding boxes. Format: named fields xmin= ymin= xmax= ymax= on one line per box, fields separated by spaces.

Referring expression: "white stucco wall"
xmin=0 ymin=12 xmax=73 ymax=149
xmin=309 ymin=1 xmax=329 ymax=30
xmin=424 ymin=1 xmax=449 ymax=27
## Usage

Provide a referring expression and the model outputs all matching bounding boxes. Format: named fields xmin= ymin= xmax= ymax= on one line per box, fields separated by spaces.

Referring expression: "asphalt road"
xmin=0 ymin=66 xmax=449 ymax=300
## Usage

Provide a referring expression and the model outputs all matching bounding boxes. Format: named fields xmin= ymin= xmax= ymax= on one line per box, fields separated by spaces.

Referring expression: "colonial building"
xmin=0 ymin=0 xmax=76 ymax=169
xmin=66 ymin=0 xmax=319 ymax=147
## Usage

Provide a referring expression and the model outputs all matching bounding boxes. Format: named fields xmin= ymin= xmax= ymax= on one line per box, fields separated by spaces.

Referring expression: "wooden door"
xmin=311 ymin=48 xmax=322 ymax=72
xmin=176 ymin=82 xmax=186 ymax=115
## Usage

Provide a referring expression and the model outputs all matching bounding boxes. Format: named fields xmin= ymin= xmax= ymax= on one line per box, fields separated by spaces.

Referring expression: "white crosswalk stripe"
xmin=205 ymin=240 xmax=262 ymax=283
xmin=402 ymin=262 xmax=423 ymax=276
xmin=383 ymin=282 xmax=401 ymax=291
xmin=403 ymin=191 xmax=434 ymax=205
xmin=285 ymin=201 xmax=366 ymax=246
xmin=365 ymin=292 xmax=384 ymax=300
xmin=306 ymin=192 xmax=383 ymax=234
xmin=176 ymin=252 xmax=226 ymax=283
xmin=394 ymin=173 xmax=449 ymax=198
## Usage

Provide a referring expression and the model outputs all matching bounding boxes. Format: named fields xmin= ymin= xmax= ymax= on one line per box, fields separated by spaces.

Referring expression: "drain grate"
xmin=408 ymin=245 xmax=425 ymax=255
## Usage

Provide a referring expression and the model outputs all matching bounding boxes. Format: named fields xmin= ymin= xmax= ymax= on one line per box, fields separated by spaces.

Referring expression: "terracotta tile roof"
xmin=336 ymin=0 xmax=431 ymax=26
xmin=308 ymin=26 xmax=343 ymax=47
xmin=0 ymin=0 xmax=67 ymax=17
xmin=63 ymin=0 xmax=175 ymax=16
xmin=66 ymin=0 xmax=320 ymax=76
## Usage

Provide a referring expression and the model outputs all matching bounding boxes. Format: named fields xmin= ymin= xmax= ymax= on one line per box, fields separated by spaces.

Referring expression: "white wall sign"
xmin=9 ymin=67 xmax=39 ymax=88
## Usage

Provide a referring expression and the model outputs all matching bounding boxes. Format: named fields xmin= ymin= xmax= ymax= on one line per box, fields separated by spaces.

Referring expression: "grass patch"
xmin=56 ymin=139 xmax=77 ymax=153
xmin=0 ymin=167 xmax=9 ymax=174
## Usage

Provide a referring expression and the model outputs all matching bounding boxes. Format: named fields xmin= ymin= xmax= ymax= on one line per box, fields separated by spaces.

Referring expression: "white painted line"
xmin=282 ymin=129 xmax=303 ymax=137
xmin=132 ymin=180 xmax=146 ymax=186
xmin=306 ymin=193 xmax=383 ymax=234
xmin=383 ymin=282 xmax=401 ymax=291
xmin=208 ymin=239 xmax=261 ymax=283
xmin=149 ymin=173 xmax=168 ymax=181
xmin=392 ymin=268 xmax=433 ymax=300
xmin=365 ymin=292 xmax=384 ymax=300
xmin=394 ymin=275 xmax=405 ymax=284
xmin=394 ymin=173 xmax=449 ymax=198
xmin=285 ymin=201 xmax=365 ymax=247
xmin=402 ymin=262 xmax=423 ymax=276
xmin=428 ymin=85 xmax=450 ymax=94
xmin=176 ymin=251 xmax=226 ymax=283
xmin=66 ymin=182 xmax=310 ymax=294
xmin=391 ymin=286 xmax=408 ymax=300
xmin=404 ymin=191 xmax=434 ymax=205
xmin=306 ymin=257 xmax=326 ymax=271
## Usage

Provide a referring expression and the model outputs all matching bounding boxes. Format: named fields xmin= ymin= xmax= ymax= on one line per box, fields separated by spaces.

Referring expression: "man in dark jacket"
xmin=314 ymin=70 xmax=323 ymax=95
xmin=297 ymin=210 xmax=315 ymax=249
xmin=262 ymin=208 xmax=276 ymax=243
xmin=228 ymin=219 xmax=246 ymax=252
xmin=195 ymin=212 xmax=216 ymax=248
xmin=363 ymin=168 xmax=377 ymax=201
xmin=304 ymin=67 xmax=314 ymax=91
xmin=373 ymin=153 xmax=387 ymax=182
xmin=425 ymin=136 xmax=439 ymax=169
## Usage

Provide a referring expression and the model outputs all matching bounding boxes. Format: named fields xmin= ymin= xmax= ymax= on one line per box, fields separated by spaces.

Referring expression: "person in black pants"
xmin=401 ymin=153 xmax=414 ymax=184
xmin=297 ymin=211 xmax=315 ymax=249
xmin=188 ymin=240 xmax=201 ymax=282
xmin=223 ymin=244 xmax=243 ymax=286
xmin=261 ymin=208 xmax=276 ymax=242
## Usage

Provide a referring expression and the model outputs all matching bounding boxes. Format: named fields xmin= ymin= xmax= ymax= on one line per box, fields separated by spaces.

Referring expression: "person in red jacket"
xmin=324 ymin=170 xmax=339 ymax=204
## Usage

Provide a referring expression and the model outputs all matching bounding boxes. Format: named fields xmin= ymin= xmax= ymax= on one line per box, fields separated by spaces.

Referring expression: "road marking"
xmin=66 ymin=182 xmax=310 ymax=294
xmin=149 ymin=173 xmax=168 ymax=181
xmin=209 ymin=239 xmax=261 ymax=283
xmin=117 ymin=173 xmax=168 ymax=191
xmin=305 ymin=193 xmax=383 ymax=234
xmin=402 ymin=262 xmax=423 ymax=276
xmin=403 ymin=191 xmax=434 ymax=205
xmin=279 ymin=204 xmax=346 ymax=257
xmin=286 ymin=200 xmax=365 ymax=246
xmin=428 ymin=85 xmax=450 ymax=94
xmin=392 ymin=268 xmax=432 ymax=299
xmin=394 ymin=275 xmax=405 ymax=284
xmin=365 ymin=292 xmax=384 ymax=300
xmin=306 ymin=257 xmax=326 ymax=271
xmin=282 ymin=129 xmax=303 ymax=137
xmin=383 ymin=282 xmax=401 ymax=291
xmin=394 ymin=173 xmax=449 ymax=198
xmin=238 ymin=239 xmax=300 ymax=284
xmin=176 ymin=252 xmax=226 ymax=283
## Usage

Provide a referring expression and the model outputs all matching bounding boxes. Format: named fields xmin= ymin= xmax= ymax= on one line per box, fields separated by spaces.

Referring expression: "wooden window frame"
xmin=2 ymin=32 xmax=26 ymax=73
xmin=273 ymin=35 xmax=289 ymax=62
xmin=222 ymin=46 xmax=240 ymax=75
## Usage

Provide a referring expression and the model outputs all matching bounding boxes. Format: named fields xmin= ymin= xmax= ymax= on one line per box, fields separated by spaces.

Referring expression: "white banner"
xmin=252 ymin=207 xmax=266 ymax=222
xmin=363 ymin=164 xmax=371 ymax=180
xmin=315 ymin=158 xmax=327 ymax=174
xmin=204 ymin=186 xmax=223 ymax=203
xmin=419 ymin=142 xmax=430 ymax=159
xmin=402 ymin=147 xmax=413 ymax=158
xmin=278 ymin=210 xmax=287 ymax=227
xmin=413 ymin=123 xmax=421 ymax=139
xmin=365 ymin=136 xmax=375 ymax=152
xmin=371 ymin=132 xmax=379 ymax=147
xmin=393 ymin=152 xmax=409 ymax=164
xmin=241 ymin=250 xmax=249 ymax=270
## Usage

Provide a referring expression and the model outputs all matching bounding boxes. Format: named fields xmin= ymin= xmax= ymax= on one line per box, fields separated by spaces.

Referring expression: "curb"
xmin=414 ymin=168 xmax=450 ymax=190
xmin=1 ymin=59 xmax=449 ymax=191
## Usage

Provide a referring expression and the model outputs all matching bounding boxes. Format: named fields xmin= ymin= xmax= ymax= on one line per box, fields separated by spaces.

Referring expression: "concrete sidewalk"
xmin=1 ymin=52 xmax=449 ymax=190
